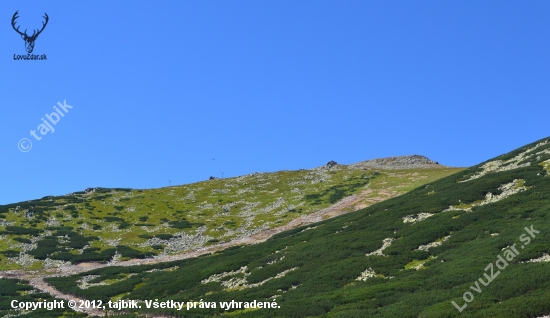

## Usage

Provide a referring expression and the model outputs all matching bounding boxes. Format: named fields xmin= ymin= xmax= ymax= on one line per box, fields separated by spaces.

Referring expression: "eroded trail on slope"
xmin=0 ymin=187 xmax=402 ymax=316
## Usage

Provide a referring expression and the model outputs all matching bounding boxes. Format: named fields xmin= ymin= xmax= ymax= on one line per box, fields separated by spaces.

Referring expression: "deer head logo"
xmin=11 ymin=11 xmax=49 ymax=54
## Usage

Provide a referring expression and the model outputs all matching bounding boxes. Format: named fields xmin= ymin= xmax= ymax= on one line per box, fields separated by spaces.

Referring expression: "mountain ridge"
xmin=0 ymin=155 xmax=461 ymax=274
xmin=39 ymin=136 xmax=550 ymax=317
xmin=8 ymin=154 xmax=447 ymax=204
xmin=347 ymin=154 xmax=444 ymax=170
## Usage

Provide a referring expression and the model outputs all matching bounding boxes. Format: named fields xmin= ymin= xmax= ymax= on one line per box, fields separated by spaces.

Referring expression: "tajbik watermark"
xmin=18 ymin=100 xmax=73 ymax=152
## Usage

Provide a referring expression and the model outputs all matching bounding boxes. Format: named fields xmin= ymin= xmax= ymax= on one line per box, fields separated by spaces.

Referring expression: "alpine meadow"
xmin=3 ymin=3 xmax=550 ymax=317
xmin=2 ymin=137 xmax=550 ymax=317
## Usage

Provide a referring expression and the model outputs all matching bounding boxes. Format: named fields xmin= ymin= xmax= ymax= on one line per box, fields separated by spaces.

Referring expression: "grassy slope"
xmin=0 ymin=164 xmax=459 ymax=271
xmin=0 ymin=278 xmax=86 ymax=318
xmin=45 ymin=137 xmax=550 ymax=318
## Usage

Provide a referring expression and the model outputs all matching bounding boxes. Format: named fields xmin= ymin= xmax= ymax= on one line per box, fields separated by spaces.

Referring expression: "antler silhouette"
xmin=32 ymin=13 xmax=49 ymax=38
xmin=11 ymin=11 xmax=49 ymax=53
xmin=11 ymin=11 xmax=26 ymax=37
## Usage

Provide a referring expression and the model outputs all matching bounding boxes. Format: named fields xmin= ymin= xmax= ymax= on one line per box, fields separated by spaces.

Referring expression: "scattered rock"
xmin=84 ymin=188 xmax=97 ymax=194
xmin=417 ymin=235 xmax=451 ymax=251
xmin=523 ymin=253 xmax=550 ymax=263
xmin=366 ymin=238 xmax=394 ymax=256
xmin=24 ymin=210 xmax=34 ymax=220
xmin=349 ymin=155 xmax=442 ymax=170
xmin=443 ymin=179 xmax=529 ymax=212
xmin=403 ymin=212 xmax=434 ymax=224
xmin=201 ymin=265 xmax=298 ymax=289
xmin=461 ymin=140 xmax=550 ymax=182
xmin=356 ymin=268 xmax=377 ymax=281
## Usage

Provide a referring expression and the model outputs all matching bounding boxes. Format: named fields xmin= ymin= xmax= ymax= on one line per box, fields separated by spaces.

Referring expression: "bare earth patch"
xmin=0 ymin=167 xmax=462 ymax=317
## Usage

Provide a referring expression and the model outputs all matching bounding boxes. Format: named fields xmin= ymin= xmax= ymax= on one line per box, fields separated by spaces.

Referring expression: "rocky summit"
xmin=40 ymin=137 xmax=550 ymax=318
xmin=348 ymin=154 xmax=442 ymax=170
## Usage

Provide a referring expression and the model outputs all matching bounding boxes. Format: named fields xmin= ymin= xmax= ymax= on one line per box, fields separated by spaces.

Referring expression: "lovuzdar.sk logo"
xmin=11 ymin=10 xmax=48 ymax=60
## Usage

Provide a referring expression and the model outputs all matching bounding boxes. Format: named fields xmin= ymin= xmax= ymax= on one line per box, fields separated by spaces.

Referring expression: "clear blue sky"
xmin=2 ymin=1 xmax=549 ymax=204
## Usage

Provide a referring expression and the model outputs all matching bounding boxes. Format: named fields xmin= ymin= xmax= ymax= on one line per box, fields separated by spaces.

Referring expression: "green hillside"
xmin=0 ymin=160 xmax=457 ymax=272
xmin=0 ymin=278 xmax=86 ymax=318
xmin=43 ymin=137 xmax=550 ymax=317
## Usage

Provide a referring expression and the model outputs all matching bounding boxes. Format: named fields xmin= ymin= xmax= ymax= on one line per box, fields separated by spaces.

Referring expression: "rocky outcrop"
xmin=84 ymin=188 xmax=97 ymax=194
xmin=349 ymin=155 xmax=442 ymax=170
xmin=326 ymin=160 xmax=338 ymax=168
